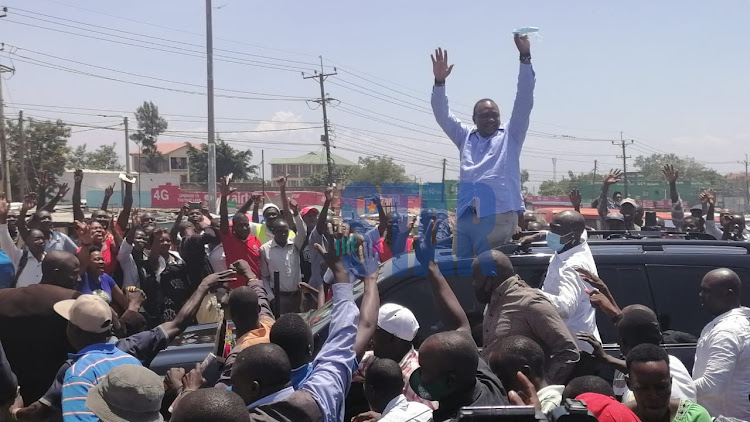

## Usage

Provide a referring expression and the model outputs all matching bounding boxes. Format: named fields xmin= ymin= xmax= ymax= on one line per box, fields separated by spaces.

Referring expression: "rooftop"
xmin=129 ymin=142 xmax=198 ymax=156
xmin=270 ymin=151 xmax=357 ymax=166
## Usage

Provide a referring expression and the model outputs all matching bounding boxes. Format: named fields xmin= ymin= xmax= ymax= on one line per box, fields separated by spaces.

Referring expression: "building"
xmin=130 ymin=142 xmax=197 ymax=183
xmin=270 ymin=151 xmax=358 ymax=187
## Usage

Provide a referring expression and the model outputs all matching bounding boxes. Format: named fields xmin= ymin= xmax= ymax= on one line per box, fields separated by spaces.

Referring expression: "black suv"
xmin=150 ymin=237 xmax=750 ymax=377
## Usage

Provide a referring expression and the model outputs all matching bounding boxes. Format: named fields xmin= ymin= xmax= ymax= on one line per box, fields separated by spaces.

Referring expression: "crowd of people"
xmin=0 ymin=34 xmax=746 ymax=422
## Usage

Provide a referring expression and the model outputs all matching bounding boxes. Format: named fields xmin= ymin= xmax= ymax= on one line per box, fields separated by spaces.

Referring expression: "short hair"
xmin=365 ymin=358 xmax=404 ymax=399
xmin=171 ymin=388 xmax=250 ymax=422
xmin=488 ymin=335 xmax=546 ymax=380
xmin=227 ymin=286 xmax=259 ymax=323
xmin=562 ymin=376 xmax=615 ymax=400
xmin=625 ymin=343 xmax=669 ymax=371
xmin=473 ymin=98 xmax=498 ymax=115
xmin=270 ymin=314 xmax=313 ymax=367
xmin=231 ymin=343 xmax=291 ymax=390
xmin=619 ymin=305 xmax=662 ymax=347
xmin=612 ymin=191 xmax=622 ymax=198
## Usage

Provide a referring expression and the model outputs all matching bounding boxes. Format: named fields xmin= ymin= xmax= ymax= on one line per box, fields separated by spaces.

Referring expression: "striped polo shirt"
xmin=61 ymin=342 xmax=142 ymax=421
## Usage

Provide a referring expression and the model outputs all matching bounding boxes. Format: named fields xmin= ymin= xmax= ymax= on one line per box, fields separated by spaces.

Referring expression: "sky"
xmin=1 ymin=0 xmax=749 ymax=192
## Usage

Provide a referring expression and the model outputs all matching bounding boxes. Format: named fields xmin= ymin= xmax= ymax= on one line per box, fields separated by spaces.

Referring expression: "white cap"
xmin=54 ymin=295 xmax=113 ymax=334
xmin=377 ymin=303 xmax=419 ymax=342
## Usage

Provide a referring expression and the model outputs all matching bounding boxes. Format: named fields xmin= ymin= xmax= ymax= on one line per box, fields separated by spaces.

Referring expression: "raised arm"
xmin=41 ymin=183 xmax=70 ymax=213
xmin=662 ymin=164 xmax=685 ymax=230
xmin=316 ymin=187 xmax=333 ymax=235
xmin=34 ymin=171 xmax=49 ymax=210
xmin=505 ymin=34 xmax=535 ymax=144
xmin=417 ymin=217 xmax=470 ymax=332
xmin=430 ymin=47 xmax=471 ymax=148
xmin=374 ymin=196 xmax=387 ymax=237
xmin=231 ymin=259 xmax=273 ymax=321
xmin=72 ymin=169 xmax=84 ymax=222
xmin=354 ymin=273 xmax=379 ymax=361
xmin=170 ymin=204 xmax=188 ymax=245
xmin=75 ymin=221 xmax=94 ymax=276
xmin=0 ymin=195 xmax=20 ymax=257
xmin=116 ymin=179 xmax=134 ymax=232
xmin=702 ymin=190 xmax=723 ymax=240
xmin=291 ymin=201 xmax=307 ymax=249
xmin=251 ymin=193 xmax=261 ymax=224
xmin=598 ymin=170 xmax=622 ymax=221
xmin=569 ymin=189 xmax=582 ymax=214
xmin=17 ymin=193 xmax=36 ymax=244
xmin=101 ymin=183 xmax=115 ymax=212
xmin=219 ymin=176 xmax=235 ymax=235
xmin=277 ymin=175 xmax=296 ymax=231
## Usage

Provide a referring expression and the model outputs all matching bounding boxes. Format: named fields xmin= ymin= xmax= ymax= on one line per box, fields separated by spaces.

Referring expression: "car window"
xmin=646 ymin=265 xmax=750 ymax=339
xmin=596 ymin=265 xmax=653 ymax=344
xmin=380 ymin=273 xmax=479 ymax=346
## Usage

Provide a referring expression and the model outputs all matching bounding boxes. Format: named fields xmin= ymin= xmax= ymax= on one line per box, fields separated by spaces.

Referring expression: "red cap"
xmin=576 ymin=393 xmax=641 ymax=422
xmin=300 ymin=207 xmax=319 ymax=218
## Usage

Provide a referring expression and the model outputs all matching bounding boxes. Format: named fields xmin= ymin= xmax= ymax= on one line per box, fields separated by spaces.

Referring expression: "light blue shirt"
xmin=299 ymin=282 xmax=358 ymax=422
xmin=46 ymin=230 xmax=78 ymax=254
xmin=431 ymin=63 xmax=535 ymax=218
xmin=246 ymin=386 xmax=295 ymax=410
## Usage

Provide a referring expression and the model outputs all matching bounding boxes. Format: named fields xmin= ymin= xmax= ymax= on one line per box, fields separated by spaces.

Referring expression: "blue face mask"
xmin=547 ymin=231 xmax=573 ymax=252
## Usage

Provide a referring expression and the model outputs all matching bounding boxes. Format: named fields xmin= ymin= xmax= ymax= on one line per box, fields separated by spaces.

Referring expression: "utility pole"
xmin=0 ymin=62 xmax=13 ymax=201
xmin=303 ymin=57 xmax=337 ymax=185
xmin=740 ymin=153 xmax=749 ymax=211
xmin=592 ymin=159 xmax=598 ymax=184
xmin=613 ymin=132 xmax=634 ymax=197
xmin=552 ymin=158 xmax=557 ymax=182
xmin=18 ymin=110 xmax=28 ymax=198
xmin=205 ymin=0 xmax=218 ymax=212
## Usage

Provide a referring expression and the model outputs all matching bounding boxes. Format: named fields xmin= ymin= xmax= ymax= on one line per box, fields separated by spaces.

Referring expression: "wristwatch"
xmin=434 ymin=80 xmax=445 ymax=87
xmin=519 ymin=54 xmax=531 ymax=63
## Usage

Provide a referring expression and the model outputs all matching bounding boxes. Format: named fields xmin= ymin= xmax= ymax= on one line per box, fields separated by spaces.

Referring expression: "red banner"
xmin=150 ymin=183 xmax=327 ymax=209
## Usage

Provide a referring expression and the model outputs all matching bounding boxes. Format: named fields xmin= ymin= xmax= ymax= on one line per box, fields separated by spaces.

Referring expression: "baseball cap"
xmin=576 ymin=393 xmax=641 ymax=422
xmin=86 ymin=364 xmax=164 ymax=422
xmin=300 ymin=206 xmax=320 ymax=218
xmin=620 ymin=198 xmax=637 ymax=207
xmin=605 ymin=212 xmax=625 ymax=222
xmin=690 ymin=204 xmax=704 ymax=212
xmin=377 ymin=303 xmax=419 ymax=342
xmin=54 ymin=295 xmax=113 ymax=334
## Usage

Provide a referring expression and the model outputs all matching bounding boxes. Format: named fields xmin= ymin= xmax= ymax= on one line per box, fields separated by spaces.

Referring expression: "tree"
xmin=537 ymin=170 xmax=598 ymax=196
xmin=632 ymin=153 xmax=723 ymax=183
xmin=187 ymin=140 xmax=258 ymax=183
xmin=351 ymin=156 xmax=409 ymax=187
xmin=65 ymin=143 xmax=123 ymax=171
xmin=130 ymin=101 xmax=168 ymax=172
xmin=5 ymin=118 xmax=71 ymax=200
xmin=303 ymin=165 xmax=358 ymax=187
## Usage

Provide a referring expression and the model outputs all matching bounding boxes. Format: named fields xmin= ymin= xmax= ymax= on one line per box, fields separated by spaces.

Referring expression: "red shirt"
xmin=222 ymin=233 xmax=261 ymax=289
xmin=376 ymin=237 xmax=413 ymax=263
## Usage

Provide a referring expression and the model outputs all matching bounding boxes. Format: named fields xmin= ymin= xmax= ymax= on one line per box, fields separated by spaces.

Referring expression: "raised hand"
xmin=577 ymin=332 xmax=606 ymax=360
xmin=587 ymin=289 xmax=621 ymax=318
xmin=514 ymin=34 xmax=531 ymax=55
xmin=507 ymin=371 xmax=541 ymax=411
xmin=230 ymin=259 xmax=256 ymax=280
xmin=662 ymin=164 xmax=679 ymax=184
xmin=182 ymin=363 xmax=205 ymax=392
xmin=250 ymin=192 xmax=262 ymax=203
xmin=0 ymin=193 xmax=9 ymax=217
xmin=314 ymin=224 xmax=347 ymax=282
xmin=704 ymin=189 xmax=716 ymax=205
xmin=324 ymin=186 xmax=333 ymax=202
xmin=415 ymin=216 xmax=438 ymax=269
xmin=569 ymin=189 xmax=582 ymax=209
xmin=57 ymin=182 xmax=70 ymax=197
xmin=74 ymin=169 xmax=83 ymax=183
xmin=104 ymin=183 xmax=115 ymax=198
xmin=603 ymin=169 xmax=623 ymax=186
xmin=431 ymin=47 xmax=454 ymax=83
xmin=200 ymin=269 xmax=237 ymax=288
xmin=125 ymin=287 xmax=147 ymax=310
xmin=75 ymin=221 xmax=93 ymax=245
xmin=345 ymin=234 xmax=380 ymax=279
xmin=285 ymin=197 xmax=298 ymax=215
xmin=21 ymin=193 xmax=37 ymax=214
xmin=218 ymin=175 xmax=235 ymax=198
xmin=276 ymin=174 xmax=288 ymax=189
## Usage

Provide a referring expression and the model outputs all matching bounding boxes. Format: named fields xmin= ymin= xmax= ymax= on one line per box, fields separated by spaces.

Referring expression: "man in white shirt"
xmin=356 ymin=357 xmax=432 ymax=422
xmin=539 ymin=211 xmax=601 ymax=376
xmin=0 ymin=195 xmax=46 ymax=287
xmin=693 ymin=268 xmax=750 ymax=420
xmin=260 ymin=212 xmax=306 ymax=314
